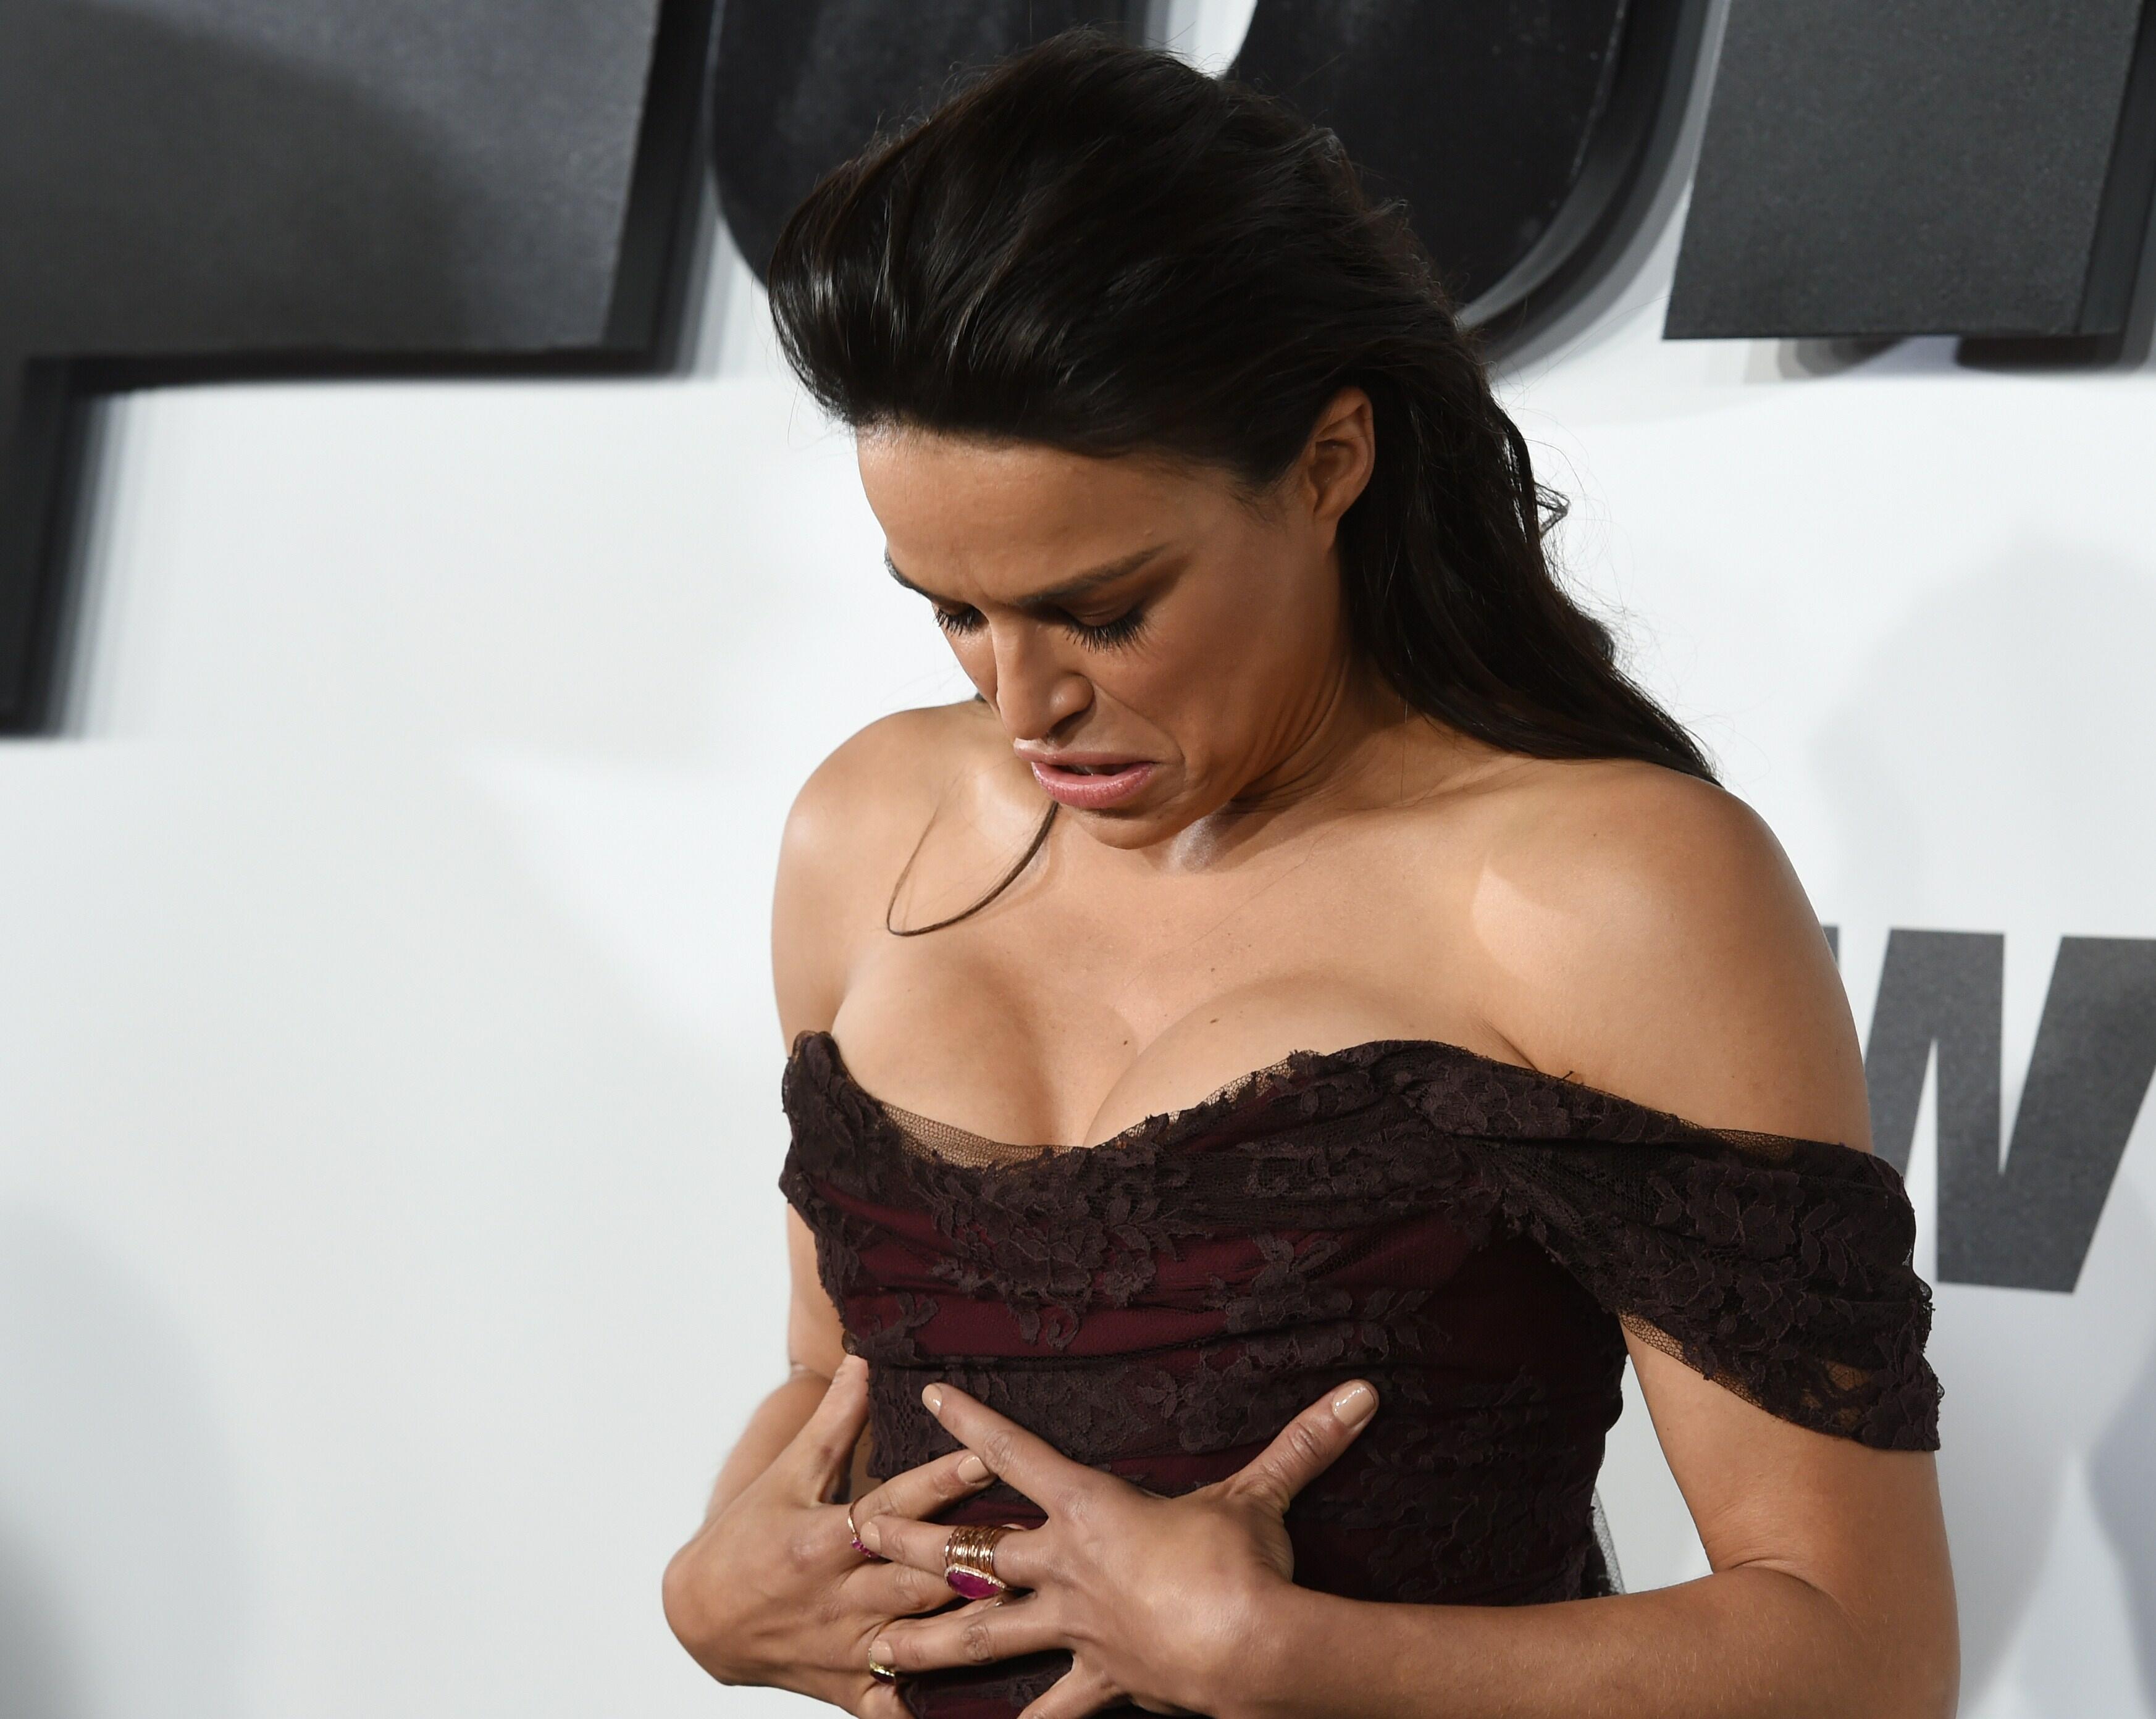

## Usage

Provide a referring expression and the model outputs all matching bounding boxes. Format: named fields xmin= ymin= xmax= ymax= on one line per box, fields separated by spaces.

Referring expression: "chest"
xmin=830 ymin=819 xmax=1513 ymax=1148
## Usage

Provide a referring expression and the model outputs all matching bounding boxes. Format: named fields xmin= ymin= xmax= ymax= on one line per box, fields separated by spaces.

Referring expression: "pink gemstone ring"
xmin=846 ymin=1499 xmax=878 ymax=1560
xmin=941 ymin=1522 xmax=1015 ymax=1599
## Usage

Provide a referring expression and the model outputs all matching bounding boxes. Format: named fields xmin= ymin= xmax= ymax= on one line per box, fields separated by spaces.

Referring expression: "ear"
xmin=1298 ymin=386 xmax=1376 ymax=534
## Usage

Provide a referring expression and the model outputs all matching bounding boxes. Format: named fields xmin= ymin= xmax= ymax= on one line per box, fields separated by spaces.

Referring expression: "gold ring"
xmin=941 ymin=1522 xmax=1014 ymax=1600
xmin=845 ymin=1499 xmax=877 ymax=1560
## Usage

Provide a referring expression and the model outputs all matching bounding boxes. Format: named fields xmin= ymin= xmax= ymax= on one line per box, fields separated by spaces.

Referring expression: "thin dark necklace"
xmin=884 ymin=798 xmax=1059 ymax=937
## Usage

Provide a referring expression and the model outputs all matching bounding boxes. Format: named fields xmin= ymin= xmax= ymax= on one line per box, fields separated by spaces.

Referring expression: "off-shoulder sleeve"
xmin=1491 ymin=1126 xmax=1942 ymax=1450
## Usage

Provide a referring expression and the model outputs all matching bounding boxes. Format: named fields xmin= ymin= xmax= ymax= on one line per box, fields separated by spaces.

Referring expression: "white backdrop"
xmin=3 ymin=2 xmax=2152 ymax=1713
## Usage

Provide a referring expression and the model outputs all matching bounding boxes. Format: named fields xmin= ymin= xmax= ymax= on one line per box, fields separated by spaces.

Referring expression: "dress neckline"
xmin=786 ymin=1027 xmax=1853 ymax=1158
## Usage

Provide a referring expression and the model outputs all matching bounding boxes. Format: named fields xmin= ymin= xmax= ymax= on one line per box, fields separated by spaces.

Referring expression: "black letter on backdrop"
xmin=1667 ymin=0 xmax=2156 ymax=340
xmin=0 ymin=0 xmax=718 ymax=737
xmin=711 ymin=1 xmax=1703 ymax=351
xmin=1856 ymin=929 xmax=2156 ymax=1292
xmin=711 ymin=1 xmax=1138 ymax=283
xmin=1230 ymin=0 xmax=1703 ymax=350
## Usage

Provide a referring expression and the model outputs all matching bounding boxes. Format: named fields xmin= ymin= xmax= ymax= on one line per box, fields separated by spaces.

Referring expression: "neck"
xmin=1144 ymin=652 xmax=1440 ymax=872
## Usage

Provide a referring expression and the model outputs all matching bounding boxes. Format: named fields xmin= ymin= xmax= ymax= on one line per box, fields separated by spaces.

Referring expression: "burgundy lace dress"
xmin=778 ymin=1029 xmax=1942 ymax=1719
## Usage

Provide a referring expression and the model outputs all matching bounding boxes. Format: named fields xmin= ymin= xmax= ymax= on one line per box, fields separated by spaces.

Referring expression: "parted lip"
xmin=1014 ymin=747 xmax=1150 ymax=769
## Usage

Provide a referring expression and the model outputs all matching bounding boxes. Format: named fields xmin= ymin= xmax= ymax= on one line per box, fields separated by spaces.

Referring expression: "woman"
xmin=663 ymin=28 xmax=1955 ymax=1719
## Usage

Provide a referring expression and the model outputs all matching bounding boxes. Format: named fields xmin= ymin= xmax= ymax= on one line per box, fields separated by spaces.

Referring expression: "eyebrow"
xmin=884 ymin=544 xmax=1167 ymax=613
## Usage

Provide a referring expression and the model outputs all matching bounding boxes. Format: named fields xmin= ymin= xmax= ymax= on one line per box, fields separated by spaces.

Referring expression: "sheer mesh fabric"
xmin=777 ymin=1029 xmax=1941 ymax=1718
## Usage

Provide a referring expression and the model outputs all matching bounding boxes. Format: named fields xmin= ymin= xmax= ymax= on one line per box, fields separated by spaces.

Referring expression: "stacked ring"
xmin=941 ymin=1523 xmax=1015 ymax=1600
xmin=845 ymin=1500 xmax=877 ymax=1560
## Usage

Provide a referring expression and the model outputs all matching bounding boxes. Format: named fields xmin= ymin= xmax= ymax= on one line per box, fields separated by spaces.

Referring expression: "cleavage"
xmin=830 ymin=979 xmax=1470 ymax=1152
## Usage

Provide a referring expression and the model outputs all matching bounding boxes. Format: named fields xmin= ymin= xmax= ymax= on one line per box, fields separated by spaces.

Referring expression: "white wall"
xmin=4 ymin=2 xmax=2152 ymax=1714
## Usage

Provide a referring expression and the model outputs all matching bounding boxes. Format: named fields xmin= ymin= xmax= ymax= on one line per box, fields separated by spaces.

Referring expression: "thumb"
xmin=788 ymin=1352 xmax=871 ymax=1502
xmin=1227 ymin=1380 xmax=1377 ymax=1516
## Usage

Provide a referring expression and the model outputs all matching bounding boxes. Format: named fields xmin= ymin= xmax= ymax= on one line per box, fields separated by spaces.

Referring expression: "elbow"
xmin=661 ymin=1536 xmax=740 ymax=1684
xmin=1868 ymin=1563 xmax=1960 ymax=1719
xmin=1748 ymin=1560 xmax=1958 ymax=1719
xmin=660 ymin=1539 xmax=705 ymax=1654
xmin=1829 ymin=1580 xmax=1960 ymax=1719
xmin=1871 ymin=1646 xmax=1957 ymax=1719
xmin=1887 ymin=1615 xmax=1960 ymax=1719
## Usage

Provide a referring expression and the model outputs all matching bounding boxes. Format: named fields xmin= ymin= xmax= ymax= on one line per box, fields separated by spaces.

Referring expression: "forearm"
xmin=700 ymin=1367 xmax=837 ymax=1523
xmin=1228 ymin=1565 xmax=1945 ymax=1719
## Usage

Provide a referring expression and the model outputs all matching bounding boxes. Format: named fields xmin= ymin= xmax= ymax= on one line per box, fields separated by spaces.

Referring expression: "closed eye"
xmin=928 ymin=604 xmax=1149 ymax=651
xmin=1062 ymin=608 xmax=1148 ymax=650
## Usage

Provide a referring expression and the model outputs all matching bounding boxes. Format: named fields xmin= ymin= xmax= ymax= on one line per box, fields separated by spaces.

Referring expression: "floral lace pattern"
xmin=776 ymin=1031 xmax=1942 ymax=1719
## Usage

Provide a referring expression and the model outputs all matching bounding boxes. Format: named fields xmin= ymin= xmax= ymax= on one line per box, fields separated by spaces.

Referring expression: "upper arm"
xmin=1470 ymin=763 xmax=1867 ymax=1148
xmin=1474 ymin=766 xmax=1955 ymax=1710
xmin=770 ymin=704 xmax=958 ymax=1046
xmin=770 ymin=708 xmax=961 ymax=1383
xmin=1627 ymin=1339 xmax=1957 ymax=1716
xmin=785 ymin=1206 xmax=849 ymax=1379
xmin=770 ymin=733 xmax=874 ymax=1048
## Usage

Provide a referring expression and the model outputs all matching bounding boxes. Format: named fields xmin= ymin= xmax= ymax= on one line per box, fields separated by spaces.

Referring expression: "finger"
xmin=851 ymin=1444 xmax=997 ymax=1544
xmin=787 ymin=1353 xmax=872 ymax=1502
xmin=918 ymin=1382 xmax=1097 ymax=1513
xmin=855 ymin=1515 xmax=1054 ymax=1594
xmin=870 ymin=1590 xmax=1063 ymax=1676
xmin=1226 ymin=1379 xmax=1378 ymax=1516
xmin=842 ymin=1554 xmax=963 ymax=1618
xmin=857 ymin=1679 xmax=912 ymax=1719
xmin=1015 ymin=1658 xmax=1123 ymax=1719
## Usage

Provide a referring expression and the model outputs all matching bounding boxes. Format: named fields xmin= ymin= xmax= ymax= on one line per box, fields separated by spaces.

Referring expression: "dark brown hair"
xmin=766 ymin=28 xmax=1714 ymax=932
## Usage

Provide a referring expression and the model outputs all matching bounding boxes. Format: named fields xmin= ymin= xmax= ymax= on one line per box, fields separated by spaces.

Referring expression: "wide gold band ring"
xmin=942 ymin=1522 xmax=1015 ymax=1600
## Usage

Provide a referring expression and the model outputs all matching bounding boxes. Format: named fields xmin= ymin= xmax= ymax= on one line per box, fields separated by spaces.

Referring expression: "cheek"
xmin=1102 ymin=633 xmax=1256 ymax=762
xmin=1152 ymin=577 xmax=1327 ymax=762
xmin=940 ymin=631 xmax=996 ymax=691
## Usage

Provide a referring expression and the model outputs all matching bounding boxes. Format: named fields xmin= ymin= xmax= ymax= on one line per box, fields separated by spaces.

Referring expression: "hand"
xmin=662 ymin=1354 xmax=998 ymax=1715
xmin=854 ymin=1375 xmax=1380 ymax=1718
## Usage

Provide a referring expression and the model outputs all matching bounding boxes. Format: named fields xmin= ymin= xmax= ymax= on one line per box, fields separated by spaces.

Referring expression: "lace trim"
xmin=780 ymin=1031 xmax=1941 ymax=1451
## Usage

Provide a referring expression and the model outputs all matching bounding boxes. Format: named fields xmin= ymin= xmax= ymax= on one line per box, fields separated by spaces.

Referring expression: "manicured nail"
xmin=922 ymin=1384 xmax=944 ymax=1414
xmin=857 ymin=1516 xmax=881 ymax=1552
xmin=956 ymin=1452 xmax=989 ymax=1483
xmin=1332 ymin=1381 xmax=1376 ymax=1426
xmin=868 ymin=1637 xmax=897 ymax=1679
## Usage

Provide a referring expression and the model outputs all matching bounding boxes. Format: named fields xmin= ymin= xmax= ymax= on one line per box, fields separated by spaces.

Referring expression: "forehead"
xmin=855 ymin=427 xmax=1230 ymax=571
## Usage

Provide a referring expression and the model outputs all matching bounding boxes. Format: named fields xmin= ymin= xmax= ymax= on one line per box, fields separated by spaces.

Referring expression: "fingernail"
xmin=868 ymin=1637 xmax=897 ymax=1679
xmin=857 ymin=1516 xmax=881 ymax=1552
xmin=1332 ymin=1381 xmax=1376 ymax=1426
xmin=956 ymin=1452 xmax=989 ymax=1483
xmin=922 ymin=1384 xmax=944 ymax=1414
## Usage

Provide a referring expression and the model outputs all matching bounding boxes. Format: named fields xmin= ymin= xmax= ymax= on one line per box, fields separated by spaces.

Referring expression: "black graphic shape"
xmin=1667 ymin=0 xmax=2156 ymax=339
xmin=1864 ymin=931 xmax=2156 ymax=1292
xmin=711 ymin=1 xmax=1137 ymax=282
xmin=1961 ymin=938 xmax=2156 ymax=1290
xmin=1862 ymin=931 xmax=2003 ymax=1186
xmin=1230 ymin=0 xmax=1697 ymax=346
xmin=0 ymin=0 xmax=719 ymax=736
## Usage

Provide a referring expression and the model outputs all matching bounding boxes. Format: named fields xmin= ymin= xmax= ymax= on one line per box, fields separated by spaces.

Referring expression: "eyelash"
xmin=931 ymin=605 xmax=1150 ymax=651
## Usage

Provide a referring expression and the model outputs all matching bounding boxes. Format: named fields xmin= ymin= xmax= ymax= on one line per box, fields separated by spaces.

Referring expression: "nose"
xmin=988 ymin=622 xmax=1091 ymax=741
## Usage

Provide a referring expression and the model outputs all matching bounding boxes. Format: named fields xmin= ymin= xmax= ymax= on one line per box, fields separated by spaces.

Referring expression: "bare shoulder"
xmin=1462 ymin=756 xmax=1868 ymax=1149
xmin=782 ymin=697 xmax=999 ymax=850
xmin=771 ymin=697 xmax=1009 ymax=1044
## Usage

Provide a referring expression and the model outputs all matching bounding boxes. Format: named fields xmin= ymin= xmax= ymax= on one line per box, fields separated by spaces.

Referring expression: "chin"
xmin=1069 ymin=806 xmax=1175 ymax=848
xmin=1063 ymin=776 xmax=1249 ymax=850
